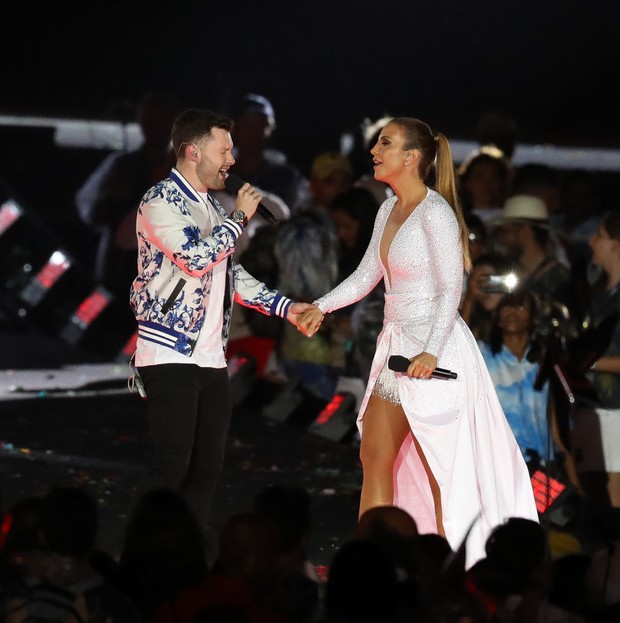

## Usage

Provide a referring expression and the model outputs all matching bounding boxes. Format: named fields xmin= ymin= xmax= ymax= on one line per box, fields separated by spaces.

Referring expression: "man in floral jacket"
xmin=129 ymin=109 xmax=315 ymax=529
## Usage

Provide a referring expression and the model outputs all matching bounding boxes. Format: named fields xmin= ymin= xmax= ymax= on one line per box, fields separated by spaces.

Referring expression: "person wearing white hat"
xmin=500 ymin=194 xmax=550 ymax=222
xmin=491 ymin=194 xmax=575 ymax=319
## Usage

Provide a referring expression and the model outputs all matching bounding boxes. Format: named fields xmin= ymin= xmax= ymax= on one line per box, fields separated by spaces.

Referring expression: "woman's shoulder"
xmin=420 ymin=189 xmax=458 ymax=227
xmin=425 ymin=188 xmax=452 ymax=211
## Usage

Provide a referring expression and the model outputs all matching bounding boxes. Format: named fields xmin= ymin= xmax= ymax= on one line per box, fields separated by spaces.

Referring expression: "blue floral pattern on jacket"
xmin=130 ymin=169 xmax=292 ymax=356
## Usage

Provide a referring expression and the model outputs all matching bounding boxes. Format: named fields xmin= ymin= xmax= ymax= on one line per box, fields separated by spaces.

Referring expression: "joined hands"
xmin=287 ymin=303 xmax=324 ymax=337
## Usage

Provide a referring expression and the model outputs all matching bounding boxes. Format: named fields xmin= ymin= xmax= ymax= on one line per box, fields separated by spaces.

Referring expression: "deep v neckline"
xmin=380 ymin=189 xmax=429 ymax=289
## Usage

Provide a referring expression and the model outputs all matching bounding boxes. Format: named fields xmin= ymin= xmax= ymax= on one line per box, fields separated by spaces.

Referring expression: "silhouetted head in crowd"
xmin=559 ymin=168 xmax=602 ymax=230
xmin=231 ymin=93 xmax=276 ymax=153
xmin=325 ymin=538 xmax=401 ymax=622
xmin=416 ymin=533 xmax=454 ymax=571
xmin=254 ymin=484 xmax=312 ymax=555
xmin=212 ymin=512 xmax=282 ymax=596
xmin=355 ymin=505 xmax=419 ymax=587
xmin=118 ymin=487 xmax=208 ymax=619
xmin=41 ymin=486 xmax=98 ymax=558
xmin=480 ymin=517 xmax=548 ymax=597
xmin=120 ymin=487 xmax=208 ymax=568
xmin=228 ymin=92 xmax=304 ymax=209
xmin=356 ymin=505 xmax=418 ymax=540
xmin=475 ymin=110 xmax=519 ymax=160
xmin=458 ymin=146 xmax=511 ymax=215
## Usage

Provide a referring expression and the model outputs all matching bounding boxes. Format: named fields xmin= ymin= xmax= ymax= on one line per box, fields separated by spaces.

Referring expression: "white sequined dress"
xmin=315 ymin=190 xmax=538 ymax=567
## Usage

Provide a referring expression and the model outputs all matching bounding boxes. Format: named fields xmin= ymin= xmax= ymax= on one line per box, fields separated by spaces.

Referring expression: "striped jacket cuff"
xmin=221 ymin=219 xmax=243 ymax=239
xmin=271 ymin=293 xmax=293 ymax=318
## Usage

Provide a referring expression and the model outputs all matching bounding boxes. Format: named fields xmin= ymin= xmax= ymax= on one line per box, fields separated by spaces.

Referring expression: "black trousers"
xmin=137 ymin=363 xmax=232 ymax=529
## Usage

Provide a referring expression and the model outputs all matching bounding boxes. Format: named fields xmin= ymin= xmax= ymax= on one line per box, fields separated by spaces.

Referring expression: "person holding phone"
xmin=459 ymin=252 xmax=517 ymax=342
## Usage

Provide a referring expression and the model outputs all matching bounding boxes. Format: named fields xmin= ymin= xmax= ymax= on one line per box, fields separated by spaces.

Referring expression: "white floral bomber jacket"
xmin=129 ymin=168 xmax=292 ymax=356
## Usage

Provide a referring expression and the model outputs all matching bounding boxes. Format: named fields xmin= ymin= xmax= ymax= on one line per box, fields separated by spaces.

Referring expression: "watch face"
xmin=231 ymin=210 xmax=245 ymax=223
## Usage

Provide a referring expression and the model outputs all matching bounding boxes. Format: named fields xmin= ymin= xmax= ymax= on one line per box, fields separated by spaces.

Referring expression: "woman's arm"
xmin=313 ymin=203 xmax=389 ymax=314
xmin=421 ymin=201 xmax=465 ymax=358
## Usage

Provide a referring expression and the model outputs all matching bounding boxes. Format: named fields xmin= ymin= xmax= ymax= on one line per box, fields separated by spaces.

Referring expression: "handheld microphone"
xmin=224 ymin=173 xmax=279 ymax=225
xmin=388 ymin=355 xmax=458 ymax=380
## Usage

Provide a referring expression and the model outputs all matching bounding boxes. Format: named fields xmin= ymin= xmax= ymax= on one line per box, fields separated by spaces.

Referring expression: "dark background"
xmin=2 ymin=1 xmax=620 ymax=294
xmin=4 ymin=1 xmax=620 ymax=166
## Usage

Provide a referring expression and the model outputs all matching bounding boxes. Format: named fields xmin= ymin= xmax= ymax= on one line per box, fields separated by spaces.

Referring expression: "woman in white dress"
xmin=300 ymin=117 xmax=538 ymax=566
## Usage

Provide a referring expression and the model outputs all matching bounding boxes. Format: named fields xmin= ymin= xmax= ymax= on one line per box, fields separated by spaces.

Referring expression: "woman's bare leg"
xmin=358 ymin=395 xmax=411 ymax=517
xmin=358 ymin=394 xmax=445 ymax=536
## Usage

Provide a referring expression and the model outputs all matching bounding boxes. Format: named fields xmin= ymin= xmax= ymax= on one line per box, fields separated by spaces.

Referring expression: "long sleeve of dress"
xmin=314 ymin=204 xmax=388 ymax=314
xmin=421 ymin=203 xmax=464 ymax=357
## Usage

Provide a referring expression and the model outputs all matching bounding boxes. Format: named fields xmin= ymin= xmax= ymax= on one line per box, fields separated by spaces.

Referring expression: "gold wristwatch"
xmin=230 ymin=209 xmax=248 ymax=228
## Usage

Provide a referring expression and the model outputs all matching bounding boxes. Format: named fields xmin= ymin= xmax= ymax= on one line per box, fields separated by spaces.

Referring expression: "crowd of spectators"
xmin=1 ymin=484 xmax=619 ymax=622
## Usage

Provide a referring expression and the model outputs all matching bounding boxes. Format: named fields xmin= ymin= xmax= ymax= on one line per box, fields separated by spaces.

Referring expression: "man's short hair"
xmin=171 ymin=109 xmax=233 ymax=155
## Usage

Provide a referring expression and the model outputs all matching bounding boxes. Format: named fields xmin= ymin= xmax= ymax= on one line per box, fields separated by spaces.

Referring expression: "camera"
xmin=483 ymin=272 xmax=519 ymax=294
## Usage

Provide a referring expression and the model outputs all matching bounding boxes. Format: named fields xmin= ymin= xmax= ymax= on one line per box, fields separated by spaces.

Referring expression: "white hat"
xmin=501 ymin=194 xmax=549 ymax=224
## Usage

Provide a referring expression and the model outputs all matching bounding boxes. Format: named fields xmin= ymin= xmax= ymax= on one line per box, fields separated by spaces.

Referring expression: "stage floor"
xmin=0 ymin=363 xmax=361 ymax=567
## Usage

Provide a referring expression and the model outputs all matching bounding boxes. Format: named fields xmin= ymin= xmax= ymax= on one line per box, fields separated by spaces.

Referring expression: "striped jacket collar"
xmin=169 ymin=168 xmax=201 ymax=202
xmin=168 ymin=168 xmax=228 ymax=219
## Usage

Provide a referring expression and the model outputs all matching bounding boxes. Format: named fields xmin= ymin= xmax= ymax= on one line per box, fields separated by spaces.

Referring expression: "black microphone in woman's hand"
xmin=388 ymin=355 xmax=458 ymax=379
xmin=224 ymin=173 xmax=279 ymax=224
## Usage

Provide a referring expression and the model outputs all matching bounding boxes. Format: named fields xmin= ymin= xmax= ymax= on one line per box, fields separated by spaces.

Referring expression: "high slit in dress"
xmin=315 ymin=190 xmax=538 ymax=567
